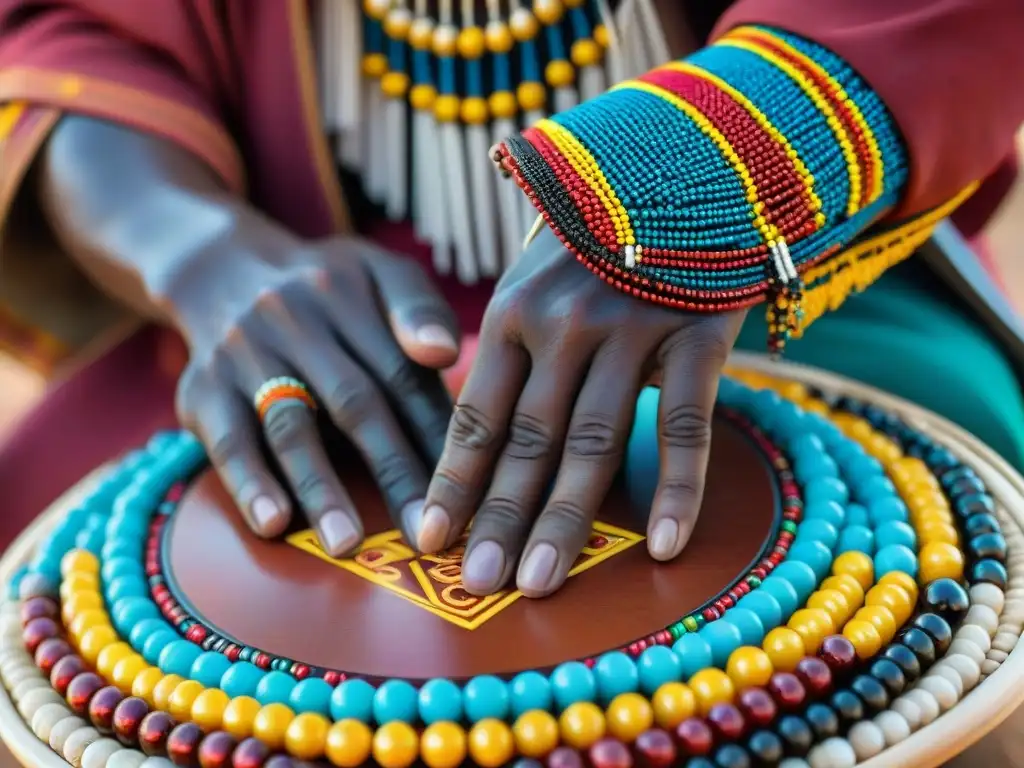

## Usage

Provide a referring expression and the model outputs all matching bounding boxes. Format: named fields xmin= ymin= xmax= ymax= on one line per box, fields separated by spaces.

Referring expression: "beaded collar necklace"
xmin=316 ymin=0 xmax=668 ymax=284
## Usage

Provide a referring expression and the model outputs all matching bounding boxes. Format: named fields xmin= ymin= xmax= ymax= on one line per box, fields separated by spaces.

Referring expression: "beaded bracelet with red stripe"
xmin=495 ymin=25 xmax=909 ymax=355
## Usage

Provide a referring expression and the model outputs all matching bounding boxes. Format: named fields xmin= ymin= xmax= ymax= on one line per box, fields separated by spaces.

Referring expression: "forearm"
xmin=35 ymin=116 xmax=285 ymax=332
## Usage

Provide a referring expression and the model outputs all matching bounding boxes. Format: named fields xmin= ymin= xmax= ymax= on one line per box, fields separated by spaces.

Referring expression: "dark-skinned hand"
xmin=173 ymin=232 xmax=459 ymax=558
xmin=418 ymin=227 xmax=747 ymax=597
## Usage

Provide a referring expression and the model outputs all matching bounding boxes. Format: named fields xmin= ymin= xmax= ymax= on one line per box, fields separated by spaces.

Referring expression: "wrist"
xmin=147 ymin=199 xmax=295 ymax=340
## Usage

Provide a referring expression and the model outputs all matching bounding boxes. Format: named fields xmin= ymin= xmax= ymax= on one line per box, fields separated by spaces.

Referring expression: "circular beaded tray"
xmin=2 ymin=354 xmax=1024 ymax=768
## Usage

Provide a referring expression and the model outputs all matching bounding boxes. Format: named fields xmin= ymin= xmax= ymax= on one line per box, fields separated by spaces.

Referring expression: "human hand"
xmin=419 ymin=228 xmax=746 ymax=597
xmin=173 ymin=234 xmax=459 ymax=557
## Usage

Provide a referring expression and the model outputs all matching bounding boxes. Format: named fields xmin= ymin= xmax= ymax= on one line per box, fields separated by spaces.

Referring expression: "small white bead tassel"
xmin=462 ymin=0 xmax=501 ymax=277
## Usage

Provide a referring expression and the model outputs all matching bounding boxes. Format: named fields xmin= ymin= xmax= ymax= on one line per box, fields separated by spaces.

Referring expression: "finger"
xmin=181 ymin=377 xmax=292 ymax=538
xmin=421 ymin=336 xmax=529 ymax=554
xmin=513 ymin=339 xmax=650 ymax=597
xmin=283 ymin=326 xmax=431 ymax=543
xmin=458 ymin=350 xmax=590 ymax=595
xmin=232 ymin=347 xmax=365 ymax=558
xmin=362 ymin=251 xmax=461 ymax=369
xmin=648 ymin=316 xmax=739 ymax=562
xmin=311 ymin=273 xmax=454 ymax=465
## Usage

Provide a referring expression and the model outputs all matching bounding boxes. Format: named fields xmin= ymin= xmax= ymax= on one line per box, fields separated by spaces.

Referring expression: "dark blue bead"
xmin=804 ymin=703 xmax=839 ymax=739
xmin=970 ymin=558 xmax=1008 ymax=590
xmin=955 ymin=493 xmax=995 ymax=519
xmin=850 ymin=674 xmax=889 ymax=714
xmin=964 ymin=514 xmax=1000 ymax=537
xmin=911 ymin=613 xmax=952 ymax=655
xmin=882 ymin=644 xmax=920 ymax=681
xmin=968 ymin=532 xmax=1007 ymax=562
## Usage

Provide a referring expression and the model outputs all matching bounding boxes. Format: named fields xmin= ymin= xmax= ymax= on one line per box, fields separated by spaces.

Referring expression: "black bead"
xmin=946 ymin=481 xmax=987 ymax=505
xmin=970 ymin=558 xmax=1008 ymax=590
xmin=882 ymin=644 xmax=921 ymax=682
xmin=954 ymin=493 xmax=995 ymax=518
xmin=964 ymin=513 xmax=1000 ymax=537
xmin=850 ymin=675 xmax=889 ymax=714
xmin=920 ymin=578 xmax=970 ymax=625
xmin=868 ymin=658 xmax=906 ymax=697
xmin=905 ymin=442 xmax=929 ymax=460
xmin=912 ymin=613 xmax=953 ymax=654
xmin=714 ymin=744 xmax=751 ymax=768
xmin=927 ymin=449 xmax=960 ymax=475
xmin=828 ymin=689 xmax=864 ymax=728
xmin=804 ymin=703 xmax=839 ymax=739
xmin=899 ymin=627 xmax=937 ymax=666
xmin=686 ymin=760 xmax=716 ymax=768
xmin=862 ymin=405 xmax=888 ymax=428
xmin=776 ymin=715 xmax=813 ymax=756
xmin=968 ymin=533 xmax=1007 ymax=562
xmin=746 ymin=731 xmax=783 ymax=766
xmin=838 ymin=397 xmax=866 ymax=415
xmin=939 ymin=465 xmax=978 ymax=492
xmin=511 ymin=760 xmax=544 ymax=768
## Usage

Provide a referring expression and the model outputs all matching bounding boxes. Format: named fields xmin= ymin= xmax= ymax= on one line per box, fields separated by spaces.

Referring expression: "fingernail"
xmin=518 ymin=543 xmax=559 ymax=595
xmin=462 ymin=541 xmax=505 ymax=592
xmin=250 ymin=496 xmax=284 ymax=535
xmin=649 ymin=518 xmax=681 ymax=560
xmin=415 ymin=324 xmax=458 ymax=351
xmin=318 ymin=511 xmax=361 ymax=556
xmin=417 ymin=504 xmax=450 ymax=553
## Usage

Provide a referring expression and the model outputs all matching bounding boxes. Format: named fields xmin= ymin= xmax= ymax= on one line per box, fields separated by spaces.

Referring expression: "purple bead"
xmin=547 ymin=746 xmax=584 ymax=768
xmin=231 ymin=737 xmax=270 ymax=768
xmin=198 ymin=731 xmax=237 ymax=768
xmin=635 ymin=729 xmax=677 ymax=768
xmin=88 ymin=686 xmax=125 ymax=733
xmin=138 ymin=711 xmax=175 ymax=756
xmin=113 ymin=696 xmax=150 ymax=745
xmin=167 ymin=722 xmax=204 ymax=766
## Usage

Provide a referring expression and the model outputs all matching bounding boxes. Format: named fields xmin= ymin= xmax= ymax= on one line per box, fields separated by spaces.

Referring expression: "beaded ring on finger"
xmin=253 ymin=377 xmax=318 ymax=423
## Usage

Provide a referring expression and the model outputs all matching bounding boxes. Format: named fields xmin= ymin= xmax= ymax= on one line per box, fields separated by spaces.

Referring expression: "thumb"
xmin=364 ymin=252 xmax=462 ymax=368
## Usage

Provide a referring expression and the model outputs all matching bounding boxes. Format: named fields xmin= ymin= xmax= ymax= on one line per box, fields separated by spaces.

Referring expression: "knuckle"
xmin=253 ymin=285 xmax=285 ymax=314
xmin=371 ymin=453 xmax=420 ymax=500
xmin=262 ymin=403 xmax=314 ymax=452
xmin=381 ymin=356 xmax=423 ymax=397
xmin=506 ymin=413 xmax=555 ymax=461
xmin=564 ymin=414 xmax=621 ymax=459
xmin=542 ymin=500 xmax=591 ymax=532
xmin=325 ymin=379 xmax=381 ymax=432
xmin=428 ymin=467 xmax=473 ymax=506
xmin=658 ymin=478 xmax=703 ymax=507
xmin=661 ymin=319 xmax=731 ymax=368
xmin=291 ymin=471 xmax=333 ymax=503
xmin=300 ymin=265 xmax=333 ymax=292
xmin=659 ymin=404 xmax=712 ymax=449
xmin=477 ymin=497 xmax=529 ymax=529
xmin=206 ymin=429 xmax=249 ymax=467
xmin=448 ymin=404 xmax=498 ymax=450
xmin=482 ymin=290 xmax=524 ymax=331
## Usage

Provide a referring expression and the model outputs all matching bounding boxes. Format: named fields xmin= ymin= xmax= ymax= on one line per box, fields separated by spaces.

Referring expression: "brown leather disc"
xmin=165 ymin=413 xmax=777 ymax=681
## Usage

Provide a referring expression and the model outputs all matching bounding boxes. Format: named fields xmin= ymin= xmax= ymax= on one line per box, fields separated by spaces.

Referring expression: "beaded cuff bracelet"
xmin=495 ymin=26 xmax=957 ymax=354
